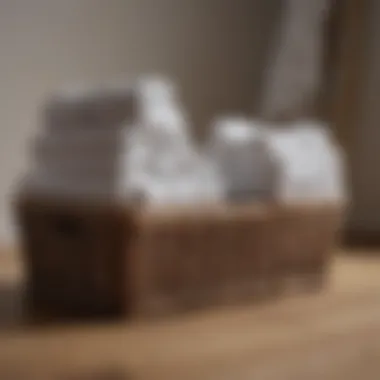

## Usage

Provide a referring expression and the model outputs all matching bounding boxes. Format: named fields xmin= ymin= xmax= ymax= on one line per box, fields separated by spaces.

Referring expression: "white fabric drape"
xmin=261 ymin=0 xmax=331 ymax=120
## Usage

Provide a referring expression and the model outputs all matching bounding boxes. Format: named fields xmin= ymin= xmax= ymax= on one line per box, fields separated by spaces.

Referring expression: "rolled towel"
xmin=266 ymin=120 xmax=347 ymax=203
xmin=208 ymin=117 xmax=277 ymax=201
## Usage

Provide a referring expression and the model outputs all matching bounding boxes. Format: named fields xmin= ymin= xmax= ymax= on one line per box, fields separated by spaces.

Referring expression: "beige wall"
xmin=0 ymin=0 xmax=279 ymax=245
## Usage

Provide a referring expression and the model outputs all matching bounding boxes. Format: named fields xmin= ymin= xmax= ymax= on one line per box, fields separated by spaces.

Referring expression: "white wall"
xmin=0 ymin=0 xmax=278 ymax=246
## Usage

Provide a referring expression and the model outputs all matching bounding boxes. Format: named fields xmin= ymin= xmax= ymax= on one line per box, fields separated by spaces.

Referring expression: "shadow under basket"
xmin=15 ymin=195 xmax=344 ymax=320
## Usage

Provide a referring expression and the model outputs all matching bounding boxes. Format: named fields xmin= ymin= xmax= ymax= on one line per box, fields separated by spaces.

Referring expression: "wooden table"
xmin=0 ymin=250 xmax=379 ymax=379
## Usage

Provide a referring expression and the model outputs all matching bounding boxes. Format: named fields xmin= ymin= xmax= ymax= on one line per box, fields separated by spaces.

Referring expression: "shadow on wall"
xmin=0 ymin=280 xmax=24 ymax=329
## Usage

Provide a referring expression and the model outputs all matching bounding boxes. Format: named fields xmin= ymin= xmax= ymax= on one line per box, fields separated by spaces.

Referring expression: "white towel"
xmin=44 ymin=82 xmax=135 ymax=130
xmin=267 ymin=120 xmax=346 ymax=202
xmin=208 ymin=117 xmax=277 ymax=200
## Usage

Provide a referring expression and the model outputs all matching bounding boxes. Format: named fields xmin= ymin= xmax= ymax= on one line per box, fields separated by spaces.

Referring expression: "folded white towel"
xmin=32 ymin=128 xmax=129 ymax=160
xmin=44 ymin=82 xmax=136 ymax=130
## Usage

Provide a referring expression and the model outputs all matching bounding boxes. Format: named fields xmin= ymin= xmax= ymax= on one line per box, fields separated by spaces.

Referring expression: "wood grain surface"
xmin=0 ymin=249 xmax=379 ymax=379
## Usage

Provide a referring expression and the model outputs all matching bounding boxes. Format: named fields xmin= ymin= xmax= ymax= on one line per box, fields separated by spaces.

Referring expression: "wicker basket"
xmin=127 ymin=203 xmax=278 ymax=318
xmin=15 ymin=195 xmax=132 ymax=318
xmin=15 ymin=194 xmax=344 ymax=320
xmin=273 ymin=203 xmax=344 ymax=294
